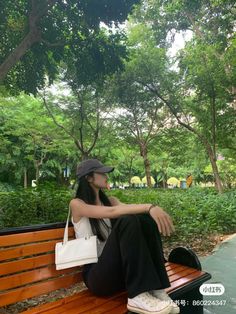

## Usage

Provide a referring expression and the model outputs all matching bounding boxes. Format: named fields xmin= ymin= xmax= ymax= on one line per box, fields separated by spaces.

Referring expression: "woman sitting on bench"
xmin=69 ymin=158 xmax=179 ymax=314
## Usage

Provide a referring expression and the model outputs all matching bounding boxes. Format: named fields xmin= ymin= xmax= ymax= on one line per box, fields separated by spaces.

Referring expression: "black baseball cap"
xmin=76 ymin=158 xmax=114 ymax=179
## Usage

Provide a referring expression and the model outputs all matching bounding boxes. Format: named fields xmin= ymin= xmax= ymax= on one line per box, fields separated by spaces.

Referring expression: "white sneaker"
xmin=150 ymin=289 xmax=180 ymax=314
xmin=127 ymin=291 xmax=172 ymax=314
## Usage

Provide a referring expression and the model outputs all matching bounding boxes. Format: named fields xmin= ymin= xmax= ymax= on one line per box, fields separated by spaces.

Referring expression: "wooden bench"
xmin=0 ymin=222 xmax=212 ymax=313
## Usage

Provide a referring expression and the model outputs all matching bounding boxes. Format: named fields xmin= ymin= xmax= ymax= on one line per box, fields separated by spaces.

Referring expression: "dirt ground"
xmin=163 ymin=232 xmax=233 ymax=259
xmin=1 ymin=232 xmax=233 ymax=314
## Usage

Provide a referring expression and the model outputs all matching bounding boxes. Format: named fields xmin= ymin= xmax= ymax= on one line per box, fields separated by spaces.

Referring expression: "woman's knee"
xmin=116 ymin=214 xmax=140 ymax=227
xmin=138 ymin=213 xmax=161 ymax=234
xmin=114 ymin=214 xmax=142 ymax=236
xmin=136 ymin=212 xmax=156 ymax=225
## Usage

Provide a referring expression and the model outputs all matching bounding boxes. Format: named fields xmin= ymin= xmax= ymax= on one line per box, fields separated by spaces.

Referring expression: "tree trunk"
xmin=139 ymin=142 xmax=152 ymax=187
xmin=205 ymin=142 xmax=224 ymax=193
xmin=128 ymin=157 xmax=134 ymax=185
xmin=35 ymin=161 xmax=40 ymax=182
xmin=0 ymin=28 xmax=41 ymax=81
xmin=162 ymin=178 xmax=167 ymax=189
xmin=81 ymin=152 xmax=90 ymax=160
xmin=23 ymin=168 xmax=28 ymax=189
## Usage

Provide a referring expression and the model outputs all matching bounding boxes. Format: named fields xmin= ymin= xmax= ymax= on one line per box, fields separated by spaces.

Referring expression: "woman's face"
xmin=87 ymin=172 xmax=108 ymax=189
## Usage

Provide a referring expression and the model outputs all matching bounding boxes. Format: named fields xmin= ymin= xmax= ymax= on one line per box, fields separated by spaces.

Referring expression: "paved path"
xmin=199 ymin=233 xmax=236 ymax=314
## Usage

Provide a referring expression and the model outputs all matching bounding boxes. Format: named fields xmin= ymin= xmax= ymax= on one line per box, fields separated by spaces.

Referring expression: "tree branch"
xmin=144 ymin=103 xmax=159 ymax=144
xmin=139 ymin=80 xmax=212 ymax=148
xmin=41 ymin=39 xmax=66 ymax=47
xmin=0 ymin=0 xmax=58 ymax=81
xmin=42 ymin=94 xmax=82 ymax=150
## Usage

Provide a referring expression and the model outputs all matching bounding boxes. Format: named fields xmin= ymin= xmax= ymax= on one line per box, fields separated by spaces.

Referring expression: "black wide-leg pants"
xmin=82 ymin=213 xmax=171 ymax=299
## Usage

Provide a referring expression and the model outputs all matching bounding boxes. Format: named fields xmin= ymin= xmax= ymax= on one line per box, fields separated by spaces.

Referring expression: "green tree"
xmin=108 ymin=64 xmax=169 ymax=187
xmin=0 ymin=93 xmax=74 ymax=187
xmin=0 ymin=0 xmax=139 ymax=93
xmin=41 ymin=79 xmax=114 ymax=160
xmin=124 ymin=2 xmax=236 ymax=192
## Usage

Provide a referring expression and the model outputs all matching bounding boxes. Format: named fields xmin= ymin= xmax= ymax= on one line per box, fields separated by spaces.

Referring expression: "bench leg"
xmin=173 ymin=286 xmax=203 ymax=314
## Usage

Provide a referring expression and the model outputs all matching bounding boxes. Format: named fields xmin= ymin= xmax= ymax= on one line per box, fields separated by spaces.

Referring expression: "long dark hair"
xmin=75 ymin=171 xmax=116 ymax=242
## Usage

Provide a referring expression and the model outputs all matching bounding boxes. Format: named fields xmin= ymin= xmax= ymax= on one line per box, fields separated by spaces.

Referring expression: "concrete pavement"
xmin=199 ymin=233 xmax=236 ymax=314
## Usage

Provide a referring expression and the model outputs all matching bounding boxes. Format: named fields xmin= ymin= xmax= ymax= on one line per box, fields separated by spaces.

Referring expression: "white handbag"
xmin=55 ymin=205 xmax=98 ymax=270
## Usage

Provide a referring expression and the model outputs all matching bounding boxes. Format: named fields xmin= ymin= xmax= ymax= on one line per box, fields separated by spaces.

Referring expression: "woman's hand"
xmin=149 ymin=206 xmax=175 ymax=236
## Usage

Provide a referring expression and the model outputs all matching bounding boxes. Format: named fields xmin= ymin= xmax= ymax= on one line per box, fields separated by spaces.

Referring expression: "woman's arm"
xmin=70 ymin=195 xmax=175 ymax=236
xmin=110 ymin=196 xmax=175 ymax=236
xmin=70 ymin=197 xmax=152 ymax=219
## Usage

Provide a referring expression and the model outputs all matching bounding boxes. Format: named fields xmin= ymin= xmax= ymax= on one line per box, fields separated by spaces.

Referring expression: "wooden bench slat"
xmin=168 ymin=267 xmax=201 ymax=283
xmin=0 ymin=240 xmax=63 ymax=261
xmin=0 ymin=227 xmax=74 ymax=247
xmin=46 ymin=293 xmax=127 ymax=314
xmin=165 ymin=262 xmax=180 ymax=268
xmin=167 ymin=264 xmax=198 ymax=277
xmin=165 ymin=262 xmax=181 ymax=271
xmin=0 ymin=264 xmax=80 ymax=290
xmin=166 ymin=269 xmax=206 ymax=293
xmin=72 ymin=294 xmax=127 ymax=314
xmin=23 ymin=289 xmax=127 ymax=314
xmin=0 ymin=237 xmax=78 ymax=262
xmin=166 ymin=264 xmax=190 ymax=276
xmin=21 ymin=290 xmax=90 ymax=314
xmin=45 ymin=293 xmax=98 ymax=314
xmin=35 ymin=293 xmax=94 ymax=314
xmin=102 ymin=303 xmax=127 ymax=314
xmin=0 ymin=253 xmax=81 ymax=276
xmin=0 ymin=272 xmax=82 ymax=306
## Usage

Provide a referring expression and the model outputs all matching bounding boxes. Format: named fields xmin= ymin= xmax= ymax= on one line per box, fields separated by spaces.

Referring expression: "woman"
xmin=70 ymin=158 xmax=180 ymax=314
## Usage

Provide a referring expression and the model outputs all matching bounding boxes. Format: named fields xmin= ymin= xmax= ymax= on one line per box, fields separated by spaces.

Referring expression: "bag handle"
xmin=63 ymin=205 xmax=90 ymax=245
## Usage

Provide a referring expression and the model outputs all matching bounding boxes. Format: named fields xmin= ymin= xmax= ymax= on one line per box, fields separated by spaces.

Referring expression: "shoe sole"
xmin=127 ymin=303 xmax=171 ymax=314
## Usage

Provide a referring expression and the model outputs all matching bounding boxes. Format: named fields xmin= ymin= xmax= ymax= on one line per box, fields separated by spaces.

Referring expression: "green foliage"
xmin=0 ymin=182 xmax=18 ymax=192
xmin=0 ymin=92 xmax=76 ymax=185
xmin=114 ymin=2 xmax=236 ymax=193
xmin=0 ymin=183 xmax=73 ymax=228
xmin=1 ymin=186 xmax=235 ymax=243
xmin=133 ymin=0 xmax=236 ymax=48
xmin=0 ymin=0 xmax=235 ymax=193
xmin=0 ymin=0 xmax=140 ymax=93
xmin=108 ymin=187 xmax=236 ymax=240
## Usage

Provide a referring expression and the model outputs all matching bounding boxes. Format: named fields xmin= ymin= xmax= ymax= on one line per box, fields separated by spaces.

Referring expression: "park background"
xmin=0 ymin=1 xmax=236 ymax=313
xmin=0 ymin=0 xmax=235 ymax=244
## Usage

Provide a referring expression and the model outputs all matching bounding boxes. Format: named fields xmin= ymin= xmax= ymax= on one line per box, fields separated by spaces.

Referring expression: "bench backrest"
xmin=0 ymin=223 xmax=82 ymax=307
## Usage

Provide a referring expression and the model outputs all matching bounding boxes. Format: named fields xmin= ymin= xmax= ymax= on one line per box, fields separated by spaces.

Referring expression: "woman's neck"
xmin=95 ymin=199 xmax=103 ymax=206
xmin=90 ymin=185 xmax=101 ymax=204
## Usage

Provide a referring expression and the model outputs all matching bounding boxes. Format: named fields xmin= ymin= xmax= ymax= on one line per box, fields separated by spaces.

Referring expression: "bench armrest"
xmin=168 ymin=246 xmax=202 ymax=270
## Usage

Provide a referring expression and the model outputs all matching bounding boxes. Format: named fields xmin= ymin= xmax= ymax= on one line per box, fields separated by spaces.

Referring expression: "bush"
xmin=0 ymin=182 xmax=18 ymax=192
xmin=0 ymin=185 xmax=235 ymax=239
xmin=107 ymin=187 xmax=236 ymax=239
xmin=0 ymin=182 xmax=73 ymax=228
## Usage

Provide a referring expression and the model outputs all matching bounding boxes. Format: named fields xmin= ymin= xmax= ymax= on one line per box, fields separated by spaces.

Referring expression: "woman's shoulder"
xmin=70 ymin=198 xmax=86 ymax=223
xmin=70 ymin=197 xmax=86 ymax=205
